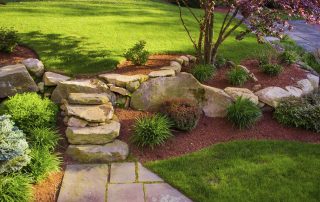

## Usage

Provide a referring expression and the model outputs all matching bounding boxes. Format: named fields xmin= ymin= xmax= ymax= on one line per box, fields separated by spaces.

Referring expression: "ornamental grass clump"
xmin=161 ymin=99 xmax=201 ymax=131
xmin=0 ymin=115 xmax=30 ymax=174
xmin=191 ymin=64 xmax=215 ymax=82
xmin=227 ymin=66 xmax=249 ymax=86
xmin=227 ymin=97 xmax=262 ymax=129
xmin=274 ymin=92 xmax=320 ymax=132
xmin=279 ymin=50 xmax=299 ymax=65
xmin=3 ymin=93 xmax=58 ymax=133
xmin=28 ymin=127 xmax=60 ymax=152
xmin=261 ymin=64 xmax=283 ymax=76
xmin=131 ymin=114 xmax=172 ymax=149
xmin=0 ymin=174 xmax=33 ymax=202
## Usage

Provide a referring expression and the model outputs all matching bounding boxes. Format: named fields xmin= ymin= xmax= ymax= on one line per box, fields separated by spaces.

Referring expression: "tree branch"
xmin=181 ymin=0 xmax=201 ymax=24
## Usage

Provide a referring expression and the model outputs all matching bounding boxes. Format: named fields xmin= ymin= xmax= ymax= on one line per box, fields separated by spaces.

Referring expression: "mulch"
xmin=0 ymin=45 xmax=38 ymax=67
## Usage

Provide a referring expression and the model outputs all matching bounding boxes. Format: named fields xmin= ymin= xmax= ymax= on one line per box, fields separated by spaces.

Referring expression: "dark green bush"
xmin=0 ymin=115 xmax=30 ymax=174
xmin=227 ymin=97 xmax=262 ymax=129
xmin=227 ymin=66 xmax=249 ymax=86
xmin=23 ymin=148 xmax=60 ymax=183
xmin=0 ymin=27 xmax=18 ymax=53
xmin=261 ymin=64 xmax=283 ymax=76
xmin=28 ymin=127 xmax=60 ymax=151
xmin=215 ymin=55 xmax=227 ymax=68
xmin=279 ymin=50 xmax=299 ymax=65
xmin=124 ymin=40 xmax=149 ymax=65
xmin=131 ymin=114 xmax=172 ymax=149
xmin=274 ymin=93 xmax=320 ymax=132
xmin=0 ymin=174 xmax=33 ymax=202
xmin=161 ymin=99 xmax=201 ymax=131
xmin=4 ymin=93 xmax=58 ymax=133
xmin=191 ymin=64 xmax=215 ymax=82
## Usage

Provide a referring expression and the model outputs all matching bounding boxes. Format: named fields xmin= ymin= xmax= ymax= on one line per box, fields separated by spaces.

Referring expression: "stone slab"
xmin=137 ymin=163 xmax=163 ymax=182
xmin=145 ymin=183 xmax=192 ymax=202
xmin=68 ymin=93 xmax=110 ymax=105
xmin=57 ymin=164 xmax=109 ymax=202
xmin=148 ymin=69 xmax=175 ymax=78
xmin=107 ymin=183 xmax=144 ymax=202
xmin=43 ymin=72 xmax=70 ymax=86
xmin=110 ymin=162 xmax=136 ymax=183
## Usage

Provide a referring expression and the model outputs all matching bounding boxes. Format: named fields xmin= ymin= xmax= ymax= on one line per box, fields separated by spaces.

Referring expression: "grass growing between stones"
xmin=0 ymin=0 xmax=269 ymax=75
xmin=146 ymin=140 xmax=320 ymax=202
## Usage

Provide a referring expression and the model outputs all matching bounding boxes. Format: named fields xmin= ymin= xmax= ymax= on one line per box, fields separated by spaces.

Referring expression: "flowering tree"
xmin=177 ymin=0 xmax=320 ymax=65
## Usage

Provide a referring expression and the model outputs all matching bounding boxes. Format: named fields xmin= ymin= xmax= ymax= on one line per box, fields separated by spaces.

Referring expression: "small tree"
xmin=177 ymin=0 xmax=320 ymax=65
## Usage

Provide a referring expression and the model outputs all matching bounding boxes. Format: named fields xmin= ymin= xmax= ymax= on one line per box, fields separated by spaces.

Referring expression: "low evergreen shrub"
xmin=124 ymin=40 xmax=149 ymax=65
xmin=131 ymin=114 xmax=172 ymax=149
xmin=0 ymin=27 xmax=18 ymax=53
xmin=227 ymin=66 xmax=249 ymax=86
xmin=0 ymin=115 xmax=30 ymax=174
xmin=227 ymin=97 xmax=262 ymax=129
xmin=161 ymin=99 xmax=201 ymax=131
xmin=191 ymin=64 xmax=215 ymax=82
xmin=3 ymin=93 xmax=58 ymax=133
xmin=261 ymin=64 xmax=283 ymax=76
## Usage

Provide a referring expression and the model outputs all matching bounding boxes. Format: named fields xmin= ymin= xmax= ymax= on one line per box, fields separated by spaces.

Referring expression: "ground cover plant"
xmin=146 ymin=140 xmax=320 ymax=202
xmin=0 ymin=0 xmax=270 ymax=74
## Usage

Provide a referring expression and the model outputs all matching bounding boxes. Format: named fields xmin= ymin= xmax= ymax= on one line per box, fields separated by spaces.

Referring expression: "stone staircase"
xmin=60 ymin=92 xmax=129 ymax=163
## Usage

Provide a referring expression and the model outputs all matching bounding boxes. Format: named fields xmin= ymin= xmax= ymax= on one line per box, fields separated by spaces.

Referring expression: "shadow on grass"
xmin=19 ymin=31 xmax=118 ymax=75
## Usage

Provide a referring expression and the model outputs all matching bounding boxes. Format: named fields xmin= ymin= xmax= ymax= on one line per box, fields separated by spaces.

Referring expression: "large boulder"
xmin=43 ymin=72 xmax=71 ymax=86
xmin=22 ymin=58 xmax=45 ymax=77
xmin=0 ymin=64 xmax=39 ymax=98
xmin=255 ymin=87 xmax=292 ymax=108
xmin=296 ymin=79 xmax=314 ymax=95
xmin=224 ymin=87 xmax=259 ymax=105
xmin=130 ymin=72 xmax=232 ymax=117
xmin=51 ymin=79 xmax=112 ymax=103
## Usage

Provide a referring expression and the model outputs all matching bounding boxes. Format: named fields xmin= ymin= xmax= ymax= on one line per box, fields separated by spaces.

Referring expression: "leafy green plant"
xmin=23 ymin=148 xmax=60 ymax=183
xmin=131 ymin=114 xmax=173 ymax=149
xmin=215 ymin=55 xmax=227 ymax=68
xmin=124 ymin=40 xmax=149 ymax=65
xmin=28 ymin=128 xmax=60 ymax=151
xmin=227 ymin=66 xmax=249 ymax=86
xmin=3 ymin=93 xmax=58 ymax=133
xmin=0 ymin=174 xmax=33 ymax=202
xmin=0 ymin=27 xmax=18 ymax=53
xmin=191 ymin=64 xmax=215 ymax=82
xmin=302 ymin=52 xmax=320 ymax=73
xmin=227 ymin=97 xmax=262 ymax=129
xmin=274 ymin=93 xmax=320 ymax=132
xmin=161 ymin=99 xmax=201 ymax=131
xmin=261 ymin=64 xmax=283 ymax=76
xmin=279 ymin=50 xmax=299 ymax=65
xmin=0 ymin=115 xmax=30 ymax=174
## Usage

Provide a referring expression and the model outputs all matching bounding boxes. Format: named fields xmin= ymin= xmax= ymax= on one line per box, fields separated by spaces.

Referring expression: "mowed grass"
xmin=0 ymin=0 xmax=269 ymax=75
xmin=146 ymin=140 xmax=320 ymax=202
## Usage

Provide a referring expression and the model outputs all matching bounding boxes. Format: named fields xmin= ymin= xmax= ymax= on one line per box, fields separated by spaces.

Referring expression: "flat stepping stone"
xmin=65 ymin=103 xmax=114 ymax=123
xmin=68 ymin=93 xmax=110 ymax=105
xmin=148 ymin=69 xmax=175 ymax=78
xmin=107 ymin=183 xmax=144 ymax=202
xmin=66 ymin=121 xmax=120 ymax=145
xmin=110 ymin=162 xmax=136 ymax=183
xmin=160 ymin=65 xmax=181 ymax=73
xmin=110 ymin=86 xmax=130 ymax=96
xmin=43 ymin=72 xmax=70 ymax=86
xmin=57 ymin=164 xmax=109 ymax=202
xmin=145 ymin=183 xmax=192 ymax=202
xmin=137 ymin=163 xmax=163 ymax=182
xmin=66 ymin=140 xmax=129 ymax=163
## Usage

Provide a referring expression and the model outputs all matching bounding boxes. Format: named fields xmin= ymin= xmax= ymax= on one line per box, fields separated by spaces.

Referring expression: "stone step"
xmin=68 ymin=93 xmax=110 ymax=105
xmin=57 ymin=164 xmax=109 ymax=202
xmin=66 ymin=121 xmax=120 ymax=145
xmin=66 ymin=140 xmax=129 ymax=163
xmin=65 ymin=103 xmax=114 ymax=123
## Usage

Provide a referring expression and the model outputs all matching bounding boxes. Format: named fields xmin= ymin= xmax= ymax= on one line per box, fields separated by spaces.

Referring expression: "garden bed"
xmin=0 ymin=45 xmax=38 ymax=67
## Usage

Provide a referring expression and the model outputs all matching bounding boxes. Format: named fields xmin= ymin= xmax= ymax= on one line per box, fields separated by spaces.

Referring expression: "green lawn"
xmin=146 ymin=140 xmax=320 ymax=202
xmin=0 ymin=0 xmax=269 ymax=75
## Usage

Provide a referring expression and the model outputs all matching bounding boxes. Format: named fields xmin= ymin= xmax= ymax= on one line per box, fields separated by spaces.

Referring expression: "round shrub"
xmin=227 ymin=97 xmax=262 ymax=129
xmin=0 ymin=115 xmax=30 ymax=174
xmin=4 ymin=93 xmax=58 ymax=133
xmin=131 ymin=114 xmax=173 ymax=149
xmin=279 ymin=50 xmax=299 ymax=65
xmin=261 ymin=64 xmax=283 ymax=76
xmin=0 ymin=27 xmax=18 ymax=53
xmin=0 ymin=174 xmax=33 ymax=202
xmin=227 ymin=66 xmax=249 ymax=86
xmin=274 ymin=93 xmax=320 ymax=132
xmin=191 ymin=64 xmax=215 ymax=82
xmin=23 ymin=148 xmax=60 ymax=183
xmin=124 ymin=40 xmax=149 ymax=65
xmin=28 ymin=127 xmax=60 ymax=151
xmin=161 ymin=99 xmax=201 ymax=131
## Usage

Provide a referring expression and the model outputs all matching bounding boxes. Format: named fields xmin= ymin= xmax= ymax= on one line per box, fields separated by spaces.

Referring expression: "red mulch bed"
xmin=0 ymin=45 xmax=38 ymax=67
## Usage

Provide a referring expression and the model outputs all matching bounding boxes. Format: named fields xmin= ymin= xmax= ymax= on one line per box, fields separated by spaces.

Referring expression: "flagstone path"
xmin=57 ymin=162 xmax=192 ymax=202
